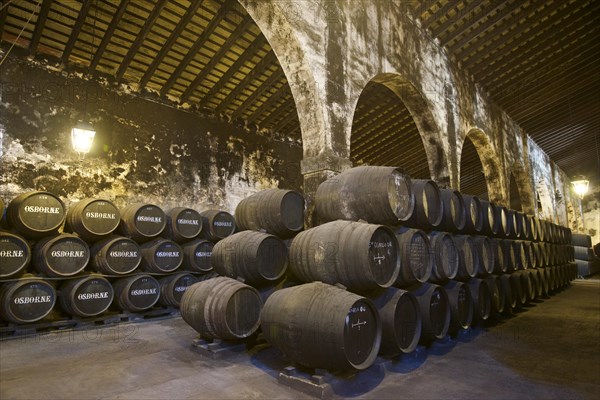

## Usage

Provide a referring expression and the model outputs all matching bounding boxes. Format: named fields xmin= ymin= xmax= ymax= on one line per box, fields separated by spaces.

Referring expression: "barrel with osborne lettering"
xmin=261 ymin=282 xmax=381 ymax=370
xmin=410 ymin=283 xmax=450 ymax=343
xmin=0 ymin=231 xmax=31 ymax=278
xmin=453 ymin=235 xmax=479 ymax=280
xmin=395 ymin=228 xmax=433 ymax=287
xmin=443 ymin=280 xmax=473 ymax=333
xmin=164 ymin=207 xmax=203 ymax=243
xmin=181 ymin=276 xmax=263 ymax=341
xmin=315 ymin=166 xmax=414 ymax=225
xmin=65 ymin=198 xmax=120 ymax=242
xmin=289 ymin=220 xmax=399 ymax=291
xmin=235 ymin=189 xmax=305 ymax=238
xmin=59 ymin=275 xmax=114 ymax=317
xmin=0 ymin=278 xmax=56 ymax=324
xmin=6 ymin=191 xmax=66 ymax=238
xmin=428 ymin=231 xmax=459 ymax=282
xmin=212 ymin=230 xmax=288 ymax=287
xmin=90 ymin=236 xmax=141 ymax=275
xmin=158 ymin=272 xmax=199 ymax=307
xmin=467 ymin=278 xmax=492 ymax=322
xmin=181 ymin=238 xmax=214 ymax=273
xmin=112 ymin=274 xmax=160 ymax=312
xmin=139 ymin=238 xmax=183 ymax=273
xmin=118 ymin=203 xmax=166 ymax=242
xmin=368 ymin=287 xmax=421 ymax=355
xmin=438 ymin=188 xmax=466 ymax=232
xmin=199 ymin=210 xmax=236 ymax=242
xmin=33 ymin=234 xmax=90 ymax=277
xmin=403 ymin=179 xmax=443 ymax=230
xmin=460 ymin=194 xmax=483 ymax=234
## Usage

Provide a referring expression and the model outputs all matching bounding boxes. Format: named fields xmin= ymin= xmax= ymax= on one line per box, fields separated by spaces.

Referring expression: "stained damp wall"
xmin=0 ymin=54 xmax=303 ymax=212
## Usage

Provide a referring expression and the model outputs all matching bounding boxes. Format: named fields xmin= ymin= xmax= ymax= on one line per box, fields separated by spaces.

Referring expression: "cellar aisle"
xmin=1 ymin=279 xmax=599 ymax=400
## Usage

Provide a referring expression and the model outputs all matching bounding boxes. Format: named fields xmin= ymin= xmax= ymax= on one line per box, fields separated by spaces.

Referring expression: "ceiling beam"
xmin=89 ymin=0 xmax=130 ymax=71
xmin=422 ymin=1 xmax=459 ymax=30
xmin=160 ymin=1 xmax=235 ymax=97
xmin=430 ymin=1 xmax=484 ymax=38
xmin=60 ymin=0 xmax=92 ymax=64
xmin=29 ymin=0 xmax=51 ymax=54
xmin=270 ymin=108 xmax=300 ymax=133
xmin=352 ymin=113 xmax=414 ymax=157
xmin=116 ymin=0 xmax=168 ymax=81
xmin=351 ymin=109 xmax=407 ymax=150
xmin=411 ymin=1 xmax=440 ymax=20
xmin=0 ymin=0 xmax=11 ymax=35
xmin=246 ymin=85 xmax=291 ymax=124
xmin=227 ymin=68 xmax=285 ymax=118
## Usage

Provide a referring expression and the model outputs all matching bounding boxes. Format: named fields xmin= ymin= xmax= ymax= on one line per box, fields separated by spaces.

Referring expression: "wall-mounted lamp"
xmin=71 ymin=124 xmax=96 ymax=157
xmin=571 ymin=178 xmax=589 ymax=199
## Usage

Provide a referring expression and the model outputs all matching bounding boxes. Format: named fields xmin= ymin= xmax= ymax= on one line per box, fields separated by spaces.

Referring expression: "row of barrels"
xmin=315 ymin=166 xmax=572 ymax=244
xmin=179 ymin=263 xmax=576 ymax=371
xmin=0 ymin=271 xmax=205 ymax=325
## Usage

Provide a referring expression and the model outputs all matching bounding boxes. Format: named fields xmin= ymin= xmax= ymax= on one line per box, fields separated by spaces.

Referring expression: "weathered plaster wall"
xmin=0 ymin=55 xmax=302 ymax=213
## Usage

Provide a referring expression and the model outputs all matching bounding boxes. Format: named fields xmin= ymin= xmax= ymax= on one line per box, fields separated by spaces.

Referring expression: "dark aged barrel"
xmin=506 ymin=209 xmax=519 ymax=239
xmin=212 ymin=230 xmax=288 ymax=287
xmin=261 ymin=282 xmax=381 ymax=370
xmin=199 ymin=210 xmax=236 ymax=242
xmin=235 ymin=189 xmax=305 ymax=238
xmin=181 ymin=277 xmax=263 ymax=341
xmin=289 ymin=220 xmax=399 ymax=291
xmin=33 ymin=234 xmax=90 ymax=277
xmin=0 ymin=231 xmax=31 ymax=278
xmin=509 ymin=272 xmax=526 ymax=308
xmin=428 ymin=231 xmax=459 ymax=282
xmin=515 ymin=212 xmax=529 ymax=239
xmin=181 ymin=238 xmax=214 ymax=273
xmin=369 ymin=287 xmax=421 ymax=355
xmin=500 ymin=239 xmax=516 ymax=273
xmin=530 ymin=269 xmax=544 ymax=299
xmin=497 ymin=205 xmax=510 ymax=238
xmin=158 ymin=272 xmax=199 ymax=308
xmin=90 ymin=236 xmax=141 ymax=275
xmin=537 ymin=268 xmax=550 ymax=297
xmin=112 ymin=274 xmax=160 ymax=312
xmin=6 ymin=191 xmax=66 ymax=239
xmin=0 ymin=278 xmax=56 ymax=324
xmin=411 ymin=283 xmax=450 ymax=343
xmin=65 ymin=198 xmax=120 ymax=242
xmin=443 ymin=280 xmax=473 ymax=333
xmin=467 ymin=278 xmax=492 ymax=322
xmin=495 ymin=274 xmax=516 ymax=312
xmin=315 ymin=166 xmax=415 ymax=225
xmin=453 ymin=235 xmax=479 ymax=280
xmin=484 ymin=276 xmax=505 ymax=315
xmin=438 ymin=188 xmax=466 ymax=232
xmin=460 ymin=194 xmax=483 ymax=234
xmin=404 ymin=179 xmax=443 ymax=230
xmin=513 ymin=240 xmax=526 ymax=270
xmin=473 ymin=235 xmax=495 ymax=277
xmin=515 ymin=270 xmax=534 ymax=304
xmin=118 ymin=203 xmax=166 ymax=242
xmin=491 ymin=239 xmax=507 ymax=274
xmin=59 ymin=275 xmax=114 ymax=317
xmin=529 ymin=216 xmax=539 ymax=242
xmin=139 ymin=238 xmax=183 ymax=273
xmin=480 ymin=200 xmax=500 ymax=237
xmin=395 ymin=228 xmax=433 ymax=287
xmin=164 ymin=207 xmax=203 ymax=243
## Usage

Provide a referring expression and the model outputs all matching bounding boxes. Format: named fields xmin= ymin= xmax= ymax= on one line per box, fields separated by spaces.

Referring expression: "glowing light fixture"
xmin=571 ymin=178 xmax=589 ymax=199
xmin=71 ymin=124 xmax=95 ymax=156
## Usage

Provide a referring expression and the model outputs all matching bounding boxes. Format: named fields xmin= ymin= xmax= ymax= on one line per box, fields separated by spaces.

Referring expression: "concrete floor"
xmin=1 ymin=278 xmax=599 ymax=400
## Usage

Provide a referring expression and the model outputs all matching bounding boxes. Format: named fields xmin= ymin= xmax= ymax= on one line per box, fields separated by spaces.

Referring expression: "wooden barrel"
xmin=199 ymin=210 xmax=236 ymax=242
xmin=289 ymin=220 xmax=399 ymax=291
xmin=112 ymin=274 xmax=160 ymax=312
xmin=526 ymin=269 xmax=540 ymax=301
xmin=0 ymin=198 xmax=4 ymax=220
xmin=139 ymin=238 xmax=183 ymax=273
xmin=261 ymin=281 xmax=381 ymax=370
xmin=118 ymin=203 xmax=166 ymax=242
xmin=484 ymin=276 xmax=505 ymax=315
xmin=0 ymin=231 xmax=31 ymax=279
xmin=59 ymin=275 xmax=114 ymax=317
xmin=235 ymin=189 xmax=304 ymax=238
xmin=410 ymin=283 xmax=450 ymax=343
xmin=395 ymin=228 xmax=433 ymax=287
xmin=181 ymin=238 xmax=214 ymax=273
xmin=460 ymin=194 xmax=483 ymax=234
xmin=505 ymin=209 xmax=519 ymax=239
xmin=182 ymin=276 xmax=263 ymax=341
xmin=6 ymin=191 xmax=66 ymax=239
xmin=515 ymin=270 xmax=534 ymax=304
xmin=158 ymin=272 xmax=199 ymax=307
xmin=537 ymin=268 xmax=550 ymax=297
xmin=474 ymin=235 xmax=495 ymax=277
xmin=438 ymin=188 xmax=466 ymax=232
xmin=428 ymin=231 xmax=459 ymax=282
xmin=513 ymin=240 xmax=526 ymax=270
xmin=453 ymin=235 xmax=479 ymax=280
xmin=443 ymin=280 xmax=473 ymax=332
xmin=0 ymin=278 xmax=56 ymax=324
xmin=212 ymin=230 xmax=288 ymax=287
xmin=520 ymin=240 xmax=532 ymax=269
xmin=480 ymin=200 xmax=500 ymax=237
xmin=315 ymin=166 xmax=415 ymax=225
xmin=530 ymin=269 xmax=544 ymax=299
xmin=500 ymin=239 xmax=516 ymax=273
xmin=65 ymin=198 xmax=120 ymax=242
xmin=404 ymin=179 xmax=443 ymax=230
xmin=490 ymin=239 xmax=507 ymax=274
xmin=495 ymin=274 xmax=516 ymax=311
xmin=529 ymin=216 xmax=539 ymax=242
xmin=467 ymin=278 xmax=492 ymax=322
xmin=90 ymin=236 xmax=141 ymax=275
xmin=164 ymin=207 xmax=203 ymax=243
xmin=497 ymin=205 xmax=510 ymax=238
xmin=369 ymin=287 xmax=421 ymax=355
xmin=33 ymin=234 xmax=90 ymax=277
xmin=509 ymin=272 xmax=526 ymax=308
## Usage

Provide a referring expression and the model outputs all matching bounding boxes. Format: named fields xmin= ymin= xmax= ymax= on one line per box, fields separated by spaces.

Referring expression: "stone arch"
xmin=509 ymin=164 xmax=535 ymax=214
xmin=535 ymin=180 xmax=555 ymax=221
xmin=459 ymin=128 xmax=506 ymax=203
xmin=348 ymin=73 xmax=448 ymax=184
